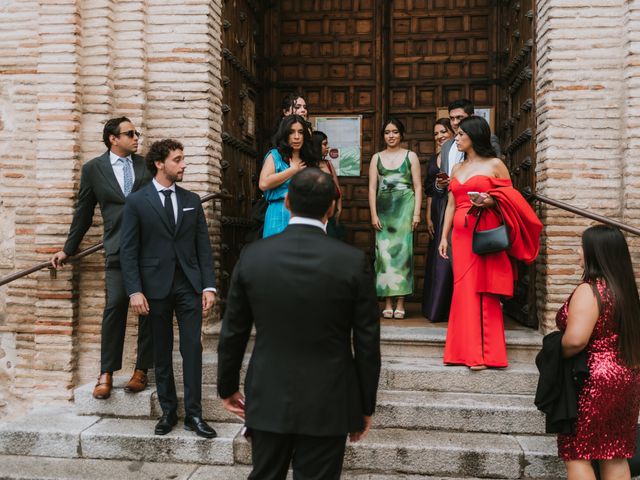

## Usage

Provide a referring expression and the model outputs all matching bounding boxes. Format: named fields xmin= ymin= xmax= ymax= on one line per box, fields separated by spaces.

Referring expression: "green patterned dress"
xmin=375 ymin=152 xmax=415 ymax=297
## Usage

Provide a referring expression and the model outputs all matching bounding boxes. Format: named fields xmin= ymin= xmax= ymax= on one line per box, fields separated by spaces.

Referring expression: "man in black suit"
xmin=120 ymin=139 xmax=217 ymax=438
xmin=218 ymin=168 xmax=381 ymax=480
xmin=50 ymin=117 xmax=153 ymax=399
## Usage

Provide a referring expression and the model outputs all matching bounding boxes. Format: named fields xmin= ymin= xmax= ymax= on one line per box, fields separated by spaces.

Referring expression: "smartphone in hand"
xmin=436 ymin=172 xmax=449 ymax=180
xmin=467 ymin=191 xmax=483 ymax=203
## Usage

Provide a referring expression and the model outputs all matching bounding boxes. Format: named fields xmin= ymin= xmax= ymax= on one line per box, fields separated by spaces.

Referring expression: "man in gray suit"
xmin=50 ymin=117 xmax=153 ymax=400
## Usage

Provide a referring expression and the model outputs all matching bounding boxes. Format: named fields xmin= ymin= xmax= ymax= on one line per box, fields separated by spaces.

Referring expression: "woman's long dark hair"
xmin=458 ymin=116 xmax=497 ymax=158
xmin=271 ymin=115 xmax=318 ymax=167
xmin=311 ymin=131 xmax=327 ymax=161
xmin=434 ymin=117 xmax=454 ymax=136
xmin=582 ymin=225 xmax=640 ymax=367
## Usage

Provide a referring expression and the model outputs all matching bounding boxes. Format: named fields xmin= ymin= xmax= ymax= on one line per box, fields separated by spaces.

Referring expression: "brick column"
xmin=621 ymin=1 xmax=640 ymax=268
xmin=74 ymin=0 xmax=117 ymax=384
xmin=31 ymin=0 xmax=83 ymax=400
xmin=0 ymin=0 xmax=40 ymax=399
xmin=535 ymin=0 xmax=626 ymax=331
xmin=145 ymin=0 xmax=224 ymax=332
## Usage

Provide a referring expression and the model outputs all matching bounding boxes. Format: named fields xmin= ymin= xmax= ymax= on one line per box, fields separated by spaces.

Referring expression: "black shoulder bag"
xmin=472 ymin=201 xmax=510 ymax=255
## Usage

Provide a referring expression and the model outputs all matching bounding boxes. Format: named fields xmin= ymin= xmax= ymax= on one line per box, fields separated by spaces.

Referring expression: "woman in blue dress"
xmin=259 ymin=114 xmax=317 ymax=237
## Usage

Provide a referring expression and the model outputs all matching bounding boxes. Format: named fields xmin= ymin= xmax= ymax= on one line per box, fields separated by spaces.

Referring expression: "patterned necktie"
xmin=162 ymin=189 xmax=175 ymax=227
xmin=119 ymin=157 xmax=133 ymax=196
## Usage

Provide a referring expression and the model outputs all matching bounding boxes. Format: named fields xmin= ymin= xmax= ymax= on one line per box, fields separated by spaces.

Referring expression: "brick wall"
xmin=535 ymin=0 xmax=640 ymax=331
xmin=0 ymin=0 xmax=224 ymax=404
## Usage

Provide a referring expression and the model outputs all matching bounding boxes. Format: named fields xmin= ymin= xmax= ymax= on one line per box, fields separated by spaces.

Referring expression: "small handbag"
xmin=472 ymin=201 xmax=510 ymax=255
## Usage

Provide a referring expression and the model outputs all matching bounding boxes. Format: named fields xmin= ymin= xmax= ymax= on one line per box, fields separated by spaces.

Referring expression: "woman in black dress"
xmin=421 ymin=118 xmax=455 ymax=322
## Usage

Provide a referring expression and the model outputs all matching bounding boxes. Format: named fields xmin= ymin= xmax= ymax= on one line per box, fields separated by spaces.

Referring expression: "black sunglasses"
xmin=117 ymin=130 xmax=141 ymax=138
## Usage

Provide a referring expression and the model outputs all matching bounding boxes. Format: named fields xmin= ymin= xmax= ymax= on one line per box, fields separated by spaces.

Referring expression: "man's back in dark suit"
xmin=50 ymin=117 xmax=153 ymax=398
xmin=217 ymin=168 xmax=381 ymax=480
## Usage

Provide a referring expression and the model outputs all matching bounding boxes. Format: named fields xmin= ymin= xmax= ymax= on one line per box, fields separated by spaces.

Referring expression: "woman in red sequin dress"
xmin=556 ymin=225 xmax=640 ymax=480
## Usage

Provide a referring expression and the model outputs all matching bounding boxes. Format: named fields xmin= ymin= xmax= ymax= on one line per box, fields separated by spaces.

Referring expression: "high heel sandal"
xmin=382 ymin=309 xmax=394 ymax=319
xmin=393 ymin=309 xmax=405 ymax=319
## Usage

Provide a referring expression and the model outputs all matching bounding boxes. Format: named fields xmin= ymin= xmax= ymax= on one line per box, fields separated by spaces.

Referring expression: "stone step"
xmin=375 ymin=390 xmax=545 ymax=434
xmin=233 ymin=429 xmax=563 ymax=479
xmin=203 ymin=324 xmax=543 ymax=363
xmin=0 ymin=408 xmax=562 ymax=477
xmin=0 ymin=409 xmax=240 ymax=465
xmin=75 ymin=382 xmax=544 ymax=435
xmin=178 ymin=353 xmax=539 ymax=395
xmin=0 ymin=455 xmax=497 ymax=480
xmin=0 ymin=454 xmax=200 ymax=480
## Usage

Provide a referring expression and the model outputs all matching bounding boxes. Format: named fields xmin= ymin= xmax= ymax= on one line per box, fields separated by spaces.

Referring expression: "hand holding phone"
xmin=468 ymin=191 xmax=489 ymax=205
xmin=436 ymin=172 xmax=449 ymax=180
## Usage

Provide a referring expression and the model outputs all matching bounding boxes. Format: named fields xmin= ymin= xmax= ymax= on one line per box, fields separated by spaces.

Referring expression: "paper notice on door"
xmin=312 ymin=116 xmax=362 ymax=177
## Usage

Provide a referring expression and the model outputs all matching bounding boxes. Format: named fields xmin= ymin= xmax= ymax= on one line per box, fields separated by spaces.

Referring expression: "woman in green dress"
xmin=368 ymin=118 xmax=422 ymax=319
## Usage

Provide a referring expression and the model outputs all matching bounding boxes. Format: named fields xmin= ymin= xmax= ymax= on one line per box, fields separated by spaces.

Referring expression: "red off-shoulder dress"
xmin=443 ymin=176 xmax=541 ymax=368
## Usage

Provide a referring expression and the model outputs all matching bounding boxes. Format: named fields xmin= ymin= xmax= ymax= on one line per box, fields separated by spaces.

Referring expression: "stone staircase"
xmin=0 ymin=324 xmax=566 ymax=479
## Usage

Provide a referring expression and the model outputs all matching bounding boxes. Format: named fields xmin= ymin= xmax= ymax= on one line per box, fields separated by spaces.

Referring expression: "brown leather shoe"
xmin=93 ymin=372 xmax=112 ymax=399
xmin=124 ymin=369 xmax=148 ymax=393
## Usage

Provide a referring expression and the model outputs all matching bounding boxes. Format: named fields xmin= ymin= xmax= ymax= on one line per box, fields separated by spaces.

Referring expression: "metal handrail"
xmin=523 ymin=187 xmax=640 ymax=236
xmin=0 ymin=190 xmax=231 ymax=287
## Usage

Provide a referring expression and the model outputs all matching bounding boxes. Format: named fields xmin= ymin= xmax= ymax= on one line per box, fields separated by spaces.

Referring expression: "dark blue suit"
xmin=120 ymin=181 xmax=216 ymax=417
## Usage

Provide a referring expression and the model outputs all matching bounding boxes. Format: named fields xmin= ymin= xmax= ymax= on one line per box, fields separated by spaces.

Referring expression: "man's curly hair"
xmin=145 ymin=139 xmax=184 ymax=175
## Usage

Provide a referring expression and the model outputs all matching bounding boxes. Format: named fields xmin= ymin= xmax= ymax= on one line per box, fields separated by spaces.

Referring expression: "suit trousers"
xmin=102 ymin=255 xmax=153 ymax=373
xmin=148 ymin=266 xmax=203 ymax=418
xmin=249 ymin=429 xmax=347 ymax=480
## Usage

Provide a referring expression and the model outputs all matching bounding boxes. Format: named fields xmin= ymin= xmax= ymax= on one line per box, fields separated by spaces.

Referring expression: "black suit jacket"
xmin=217 ymin=224 xmax=381 ymax=436
xmin=119 ymin=181 xmax=216 ymax=299
xmin=63 ymin=151 xmax=150 ymax=257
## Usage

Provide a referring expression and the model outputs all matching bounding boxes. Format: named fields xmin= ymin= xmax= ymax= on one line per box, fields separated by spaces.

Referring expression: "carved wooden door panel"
xmin=220 ymin=0 xmax=263 ymax=307
xmin=390 ymin=0 xmax=496 ymax=298
xmin=263 ymin=0 xmax=383 ymax=259
xmin=496 ymin=0 xmax=537 ymax=327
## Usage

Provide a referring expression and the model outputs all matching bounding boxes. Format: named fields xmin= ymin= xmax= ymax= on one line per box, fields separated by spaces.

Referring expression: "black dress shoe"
xmin=184 ymin=416 xmax=217 ymax=439
xmin=154 ymin=411 xmax=178 ymax=435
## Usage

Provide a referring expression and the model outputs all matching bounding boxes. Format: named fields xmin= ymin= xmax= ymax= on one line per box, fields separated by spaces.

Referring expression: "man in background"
xmin=50 ymin=117 xmax=153 ymax=400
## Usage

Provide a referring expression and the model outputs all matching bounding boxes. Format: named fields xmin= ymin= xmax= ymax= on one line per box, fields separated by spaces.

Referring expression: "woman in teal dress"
xmin=368 ymin=118 xmax=422 ymax=319
xmin=259 ymin=115 xmax=317 ymax=238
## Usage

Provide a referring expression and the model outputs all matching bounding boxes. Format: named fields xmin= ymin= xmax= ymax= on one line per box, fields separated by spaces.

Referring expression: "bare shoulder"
xmin=569 ymin=283 xmax=599 ymax=309
xmin=407 ymin=150 xmax=420 ymax=163
xmin=491 ymin=158 xmax=510 ymax=178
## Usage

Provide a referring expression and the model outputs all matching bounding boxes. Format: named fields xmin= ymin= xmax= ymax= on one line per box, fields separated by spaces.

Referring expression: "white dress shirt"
xmin=447 ymin=142 xmax=465 ymax=177
xmin=109 ymin=151 xmax=135 ymax=194
xmin=289 ymin=216 xmax=327 ymax=233
xmin=152 ymin=178 xmax=178 ymax=221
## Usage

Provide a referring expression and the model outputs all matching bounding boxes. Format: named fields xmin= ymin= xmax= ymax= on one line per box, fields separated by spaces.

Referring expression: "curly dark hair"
xmin=102 ymin=117 xmax=131 ymax=149
xmin=145 ymin=139 xmax=184 ymax=175
xmin=271 ymin=115 xmax=318 ymax=167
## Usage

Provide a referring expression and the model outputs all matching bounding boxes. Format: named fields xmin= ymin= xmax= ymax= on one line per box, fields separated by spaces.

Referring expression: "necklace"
xmin=383 ymin=149 xmax=405 ymax=167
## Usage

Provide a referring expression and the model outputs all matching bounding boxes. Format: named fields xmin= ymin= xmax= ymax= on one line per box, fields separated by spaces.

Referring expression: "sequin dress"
xmin=556 ymin=279 xmax=640 ymax=460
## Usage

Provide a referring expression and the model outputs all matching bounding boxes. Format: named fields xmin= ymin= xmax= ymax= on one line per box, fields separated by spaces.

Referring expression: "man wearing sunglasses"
xmin=50 ymin=116 xmax=153 ymax=400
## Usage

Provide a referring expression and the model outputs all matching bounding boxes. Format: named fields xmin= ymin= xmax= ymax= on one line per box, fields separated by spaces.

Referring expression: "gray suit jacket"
xmin=63 ymin=151 xmax=151 ymax=258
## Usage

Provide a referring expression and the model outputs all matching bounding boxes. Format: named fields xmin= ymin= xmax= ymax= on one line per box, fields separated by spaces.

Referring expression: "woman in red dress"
xmin=556 ymin=225 xmax=640 ymax=480
xmin=438 ymin=116 xmax=541 ymax=369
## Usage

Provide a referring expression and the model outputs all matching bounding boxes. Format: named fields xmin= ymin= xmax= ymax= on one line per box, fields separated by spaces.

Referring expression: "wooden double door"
xmin=221 ymin=0 xmax=537 ymax=325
